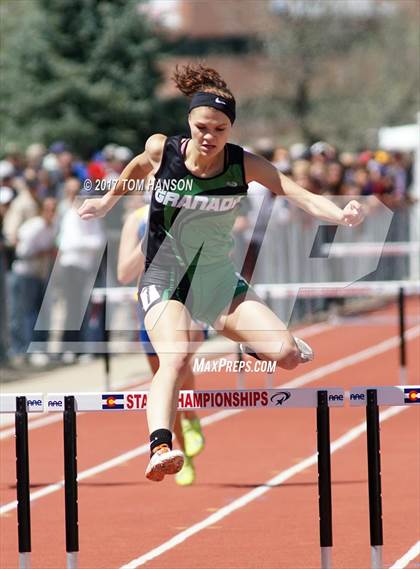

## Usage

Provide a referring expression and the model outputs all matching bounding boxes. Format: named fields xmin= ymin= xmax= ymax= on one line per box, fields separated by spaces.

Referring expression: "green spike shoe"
xmin=181 ymin=417 xmax=205 ymax=458
xmin=175 ymin=456 xmax=195 ymax=486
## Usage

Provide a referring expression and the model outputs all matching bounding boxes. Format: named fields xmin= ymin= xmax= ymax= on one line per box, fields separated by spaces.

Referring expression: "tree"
xmin=0 ymin=0 xmax=165 ymax=157
xmin=249 ymin=0 xmax=419 ymax=148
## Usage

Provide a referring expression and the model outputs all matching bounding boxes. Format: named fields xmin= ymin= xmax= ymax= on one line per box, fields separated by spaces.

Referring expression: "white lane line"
xmin=390 ymin=541 xmax=420 ymax=568
xmin=283 ymin=324 xmax=420 ymax=389
xmin=120 ymin=405 xmax=409 ymax=568
xmin=293 ymin=321 xmax=333 ymax=338
xmin=0 ymin=408 xmax=240 ymax=516
xmin=0 ymin=322 xmax=332 ymax=439
xmin=1 ymin=325 xmax=419 ymax=516
xmin=0 ymin=413 xmax=62 ymax=440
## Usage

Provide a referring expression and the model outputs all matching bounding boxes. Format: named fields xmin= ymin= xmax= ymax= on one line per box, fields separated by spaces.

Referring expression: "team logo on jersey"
xmin=155 ymin=188 xmax=243 ymax=212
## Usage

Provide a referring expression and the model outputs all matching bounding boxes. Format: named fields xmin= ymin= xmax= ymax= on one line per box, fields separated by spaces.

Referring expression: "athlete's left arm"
xmin=244 ymin=152 xmax=364 ymax=226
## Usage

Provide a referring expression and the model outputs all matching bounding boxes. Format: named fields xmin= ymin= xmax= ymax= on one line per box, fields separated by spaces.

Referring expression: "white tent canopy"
xmin=378 ymin=123 xmax=419 ymax=152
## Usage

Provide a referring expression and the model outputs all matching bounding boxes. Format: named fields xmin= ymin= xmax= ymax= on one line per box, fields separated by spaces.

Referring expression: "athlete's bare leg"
xmin=144 ymin=300 xmax=196 ymax=433
xmin=214 ymin=293 xmax=301 ymax=370
xmin=145 ymin=327 xmax=204 ymax=450
xmin=145 ymin=353 xmax=185 ymax=453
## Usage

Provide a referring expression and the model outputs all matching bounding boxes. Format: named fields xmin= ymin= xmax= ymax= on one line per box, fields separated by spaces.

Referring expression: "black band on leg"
xmin=150 ymin=428 xmax=172 ymax=455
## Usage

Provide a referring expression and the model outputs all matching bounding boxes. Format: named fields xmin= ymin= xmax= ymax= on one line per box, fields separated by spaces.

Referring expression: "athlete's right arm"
xmin=78 ymin=134 xmax=166 ymax=220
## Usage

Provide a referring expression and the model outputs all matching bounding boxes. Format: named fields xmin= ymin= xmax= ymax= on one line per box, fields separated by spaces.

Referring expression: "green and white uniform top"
xmin=139 ymin=135 xmax=251 ymax=325
xmin=144 ymin=134 xmax=248 ymax=270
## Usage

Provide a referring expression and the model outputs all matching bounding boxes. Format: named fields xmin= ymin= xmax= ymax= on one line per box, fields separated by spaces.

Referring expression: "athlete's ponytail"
xmin=172 ymin=63 xmax=235 ymax=103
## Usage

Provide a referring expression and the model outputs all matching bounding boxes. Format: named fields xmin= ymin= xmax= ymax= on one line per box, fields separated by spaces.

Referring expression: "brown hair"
xmin=172 ymin=63 xmax=235 ymax=102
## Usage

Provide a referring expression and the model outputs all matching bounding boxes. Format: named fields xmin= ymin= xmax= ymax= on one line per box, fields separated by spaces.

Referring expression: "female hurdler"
xmin=118 ymin=201 xmax=206 ymax=485
xmin=79 ymin=64 xmax=364 ymax=482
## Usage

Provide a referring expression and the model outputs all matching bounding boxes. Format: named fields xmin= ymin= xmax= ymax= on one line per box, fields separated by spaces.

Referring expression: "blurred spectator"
xmin=44 ymin=144 xmax=87 ymax=199
xmin=37 ymin=168 xmax=56 ymax=199
xmin=57 ymin=150 xmax=87 ymax=183
xmin=310 ymin=141 xmax=336 ymax=162
xmin=243 ymin=139 xmax=290 ymax=282
xmin=289 ymin=142 xmax=308 ymax=161
xmin=103 ymin=145 xmax=134 ymax=252
xmin=0 ymin=159 xmax=15 ymax=182
xmin=8 ymin=198 xmax=57 ymax=363
xmin=25 ymin=143 xmax=46 ymax=170
xmin=114 ymin=146 xmax=134 ymax=172
xmin=0 ymin=186 xmax=16 ymax=270
xmin=272 ymin=146 xmax=291 ymax=174
xmin=0 ymin=186 xmax=15 ymax=364
xmin=324 ymin=162 xmax=344 ymax=195
xmin=3 ymin=143 xmax=24 ymax=176
xmin=57 ymin=176 xmax=82 ymax=219
xmin=3 ymin=169 xmax=41 ymax=247
xmin=57 ymin=192 xmax=106 ymax=361
xmin=272 ymin=142 xmax=416 ymax=207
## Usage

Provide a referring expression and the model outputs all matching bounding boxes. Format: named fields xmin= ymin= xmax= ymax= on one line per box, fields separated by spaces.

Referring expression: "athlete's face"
xmin=188 ymin=107 xmax=231 ymax=156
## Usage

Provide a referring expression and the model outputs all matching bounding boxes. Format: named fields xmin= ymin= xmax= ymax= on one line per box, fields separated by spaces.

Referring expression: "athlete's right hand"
xmin=77 ymin=198 xmax=109 ymax=220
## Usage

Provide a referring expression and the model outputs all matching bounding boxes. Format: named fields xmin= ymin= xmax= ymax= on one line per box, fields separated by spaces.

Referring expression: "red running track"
xmin=1 ymin=299 xmax=419 ymax=568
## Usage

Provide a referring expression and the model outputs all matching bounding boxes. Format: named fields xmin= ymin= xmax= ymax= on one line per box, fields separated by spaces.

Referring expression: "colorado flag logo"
xmin=102 ymin=394 xmax=124 ymax=410
xmin=404 ymin=388 xmax=420 ymax=404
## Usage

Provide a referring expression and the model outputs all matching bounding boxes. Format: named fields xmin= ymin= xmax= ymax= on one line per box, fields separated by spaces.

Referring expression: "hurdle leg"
xmin=64 ymin=396 xmax=79 ymax=569
xmin=366 ymin=389 xmax=383 ymax=569
xmin=317 ymin=390 xmax=333 ymax=569
xmin=398 ymin=287 xmax=407 ymax=385
xmin=265 ymin=372 xmax=273 ymax=389
xmin=15 ymin=396 xmax=31 ymax=569
xmin=237 ymin=347 xmax=245 ymax=389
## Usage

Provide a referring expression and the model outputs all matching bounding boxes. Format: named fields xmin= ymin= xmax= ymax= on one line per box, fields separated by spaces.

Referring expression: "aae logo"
xmin=48 ymin=400 xmax=63 ymax=408
xmin=328 ymin=393 xmax=344 ymax=402
xmin=27 ymin=399 xmax=43 ymax=407
xmin=350 ymin=393 xmax=365 ymax=402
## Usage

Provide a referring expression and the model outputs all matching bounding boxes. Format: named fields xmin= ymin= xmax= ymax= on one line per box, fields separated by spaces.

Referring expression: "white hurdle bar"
xmin=45 ymin=387 xmax=345 ymax=412
xmin=91 ymin=280 xmax=420 ymax=303
xmin=320 ymin=241 xmax=420 ymax=258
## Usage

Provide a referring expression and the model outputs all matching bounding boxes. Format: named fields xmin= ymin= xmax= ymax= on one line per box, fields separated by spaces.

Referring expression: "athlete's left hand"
xmin=341 ymin=200 xmax=364 ymax=227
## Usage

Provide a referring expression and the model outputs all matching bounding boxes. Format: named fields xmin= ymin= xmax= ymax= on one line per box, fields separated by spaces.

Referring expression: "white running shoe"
xmin=239 ymin=344 xmax=261 ymax=360
xmin=294 ymin=336 xmax=314 ymax=363
xmin=145 ymin=446 xmax=184 ymax=482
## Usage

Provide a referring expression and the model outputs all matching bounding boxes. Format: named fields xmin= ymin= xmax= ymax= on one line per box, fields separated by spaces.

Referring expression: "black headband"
xmin=188 ymin=91 xmax=236 ymax=124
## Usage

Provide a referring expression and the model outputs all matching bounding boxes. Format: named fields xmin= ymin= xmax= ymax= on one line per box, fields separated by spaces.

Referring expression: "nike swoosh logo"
xmin=215 ymin=97 xmax=227 ymax=105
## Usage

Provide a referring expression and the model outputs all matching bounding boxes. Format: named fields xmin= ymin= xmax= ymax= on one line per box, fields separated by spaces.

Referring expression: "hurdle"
xmin=42 ymin=387 xmax=344 ymax=569
xmin=320 ymin=241 xmax=420 ymax=258
xmin=349 ymin=385 xmax=420 ymax=569
xmin=253 ymin=280 xmax=420 ymax=386
xmin=90 ymin=280 xmax=420 ymax=388
xmin=0 ymin=394 xmax=45 ymax=569
xmin=63 ymin=396 xmax=79 ymax=569
xmin=3 ymin=386 xmax=418 ymax=569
